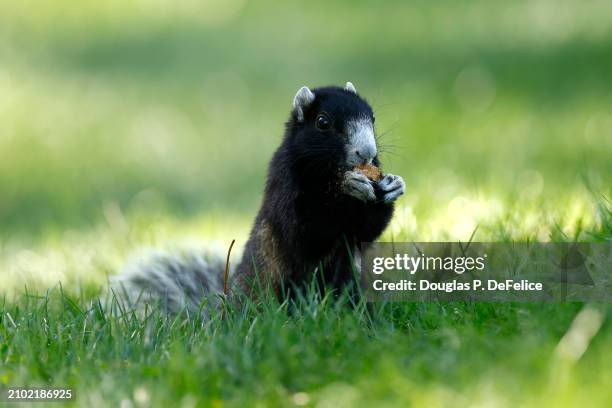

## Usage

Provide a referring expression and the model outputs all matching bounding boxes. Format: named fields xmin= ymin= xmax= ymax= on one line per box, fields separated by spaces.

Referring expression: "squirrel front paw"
xmin=341 ymin=171 xmax=376 ymax=202
xmin=377 ymin=174 xmax=405 ymax=203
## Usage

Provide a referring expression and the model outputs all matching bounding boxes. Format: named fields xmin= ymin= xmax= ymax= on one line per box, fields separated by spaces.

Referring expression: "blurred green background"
xmin=0 ymin=0 xmax=611 ymax=289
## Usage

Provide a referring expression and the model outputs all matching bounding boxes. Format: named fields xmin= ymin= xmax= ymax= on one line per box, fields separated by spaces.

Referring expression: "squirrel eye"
xmin=315 ymin=114 xmax=331 ymax=131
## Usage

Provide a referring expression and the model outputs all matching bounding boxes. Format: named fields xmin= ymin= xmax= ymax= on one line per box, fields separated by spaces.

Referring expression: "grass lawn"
xmin=1 ymin=203 xmax=610 ymax=407
xmin=1 ymin=0 xmax=611 ymax=406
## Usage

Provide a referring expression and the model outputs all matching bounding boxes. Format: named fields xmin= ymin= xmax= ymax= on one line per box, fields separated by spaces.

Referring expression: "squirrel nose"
xmin=348 ymin=119 xmax=377 ymax=164
xmin=355 ymin=146 xmax=376 ymax=164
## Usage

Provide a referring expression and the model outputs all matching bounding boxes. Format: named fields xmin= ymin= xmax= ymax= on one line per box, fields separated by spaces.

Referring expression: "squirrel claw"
xmin=342 ymin=171 xmax=376 ymax=202
xmin=377 ymin=174 xmax=405 ymax=203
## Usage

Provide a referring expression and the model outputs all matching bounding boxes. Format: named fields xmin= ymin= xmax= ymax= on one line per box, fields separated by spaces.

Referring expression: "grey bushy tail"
xmin=110 ymin=247 xmax=228 ymax=315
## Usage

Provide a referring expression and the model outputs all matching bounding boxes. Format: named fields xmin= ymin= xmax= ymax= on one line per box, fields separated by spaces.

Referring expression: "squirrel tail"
xmin=109 ymin=247 xmax=228 ymax=315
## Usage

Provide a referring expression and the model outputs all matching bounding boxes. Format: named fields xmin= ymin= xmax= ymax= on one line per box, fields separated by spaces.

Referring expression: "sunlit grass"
xmin=0 ymin=210 xmax=252 ymax=297
xmin=1 ymin=190 xmax=608 ymax=297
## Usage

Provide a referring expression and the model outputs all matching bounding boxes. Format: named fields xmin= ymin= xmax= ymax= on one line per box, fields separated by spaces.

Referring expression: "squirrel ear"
xmin=292 ymin=86 xmax=315 ymax=122
xmin=345 ymin=82 xmax=357 ymax=94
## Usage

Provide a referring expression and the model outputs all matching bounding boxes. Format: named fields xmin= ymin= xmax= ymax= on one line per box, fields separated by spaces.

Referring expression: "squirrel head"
xmin=288 ymin=82 xmax=378 ymax=175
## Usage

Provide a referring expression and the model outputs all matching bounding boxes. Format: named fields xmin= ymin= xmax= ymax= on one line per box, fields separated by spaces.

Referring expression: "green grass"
xmin=1 ymin=282 xmax=611 ymax=406
xmin=1 ymin=0 xmax=612 ymax=406
xmin=0 ymin=203 xmax=610 ymax=407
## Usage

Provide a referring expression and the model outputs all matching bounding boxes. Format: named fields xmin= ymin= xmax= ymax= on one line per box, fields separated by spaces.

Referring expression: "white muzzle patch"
xmin=346 ymin=117 xmax=377 ymax=167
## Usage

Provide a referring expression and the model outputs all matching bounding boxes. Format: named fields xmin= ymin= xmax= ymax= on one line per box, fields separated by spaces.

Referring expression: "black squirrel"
xmin=113 ymin=83 xmax=405 ymax=312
